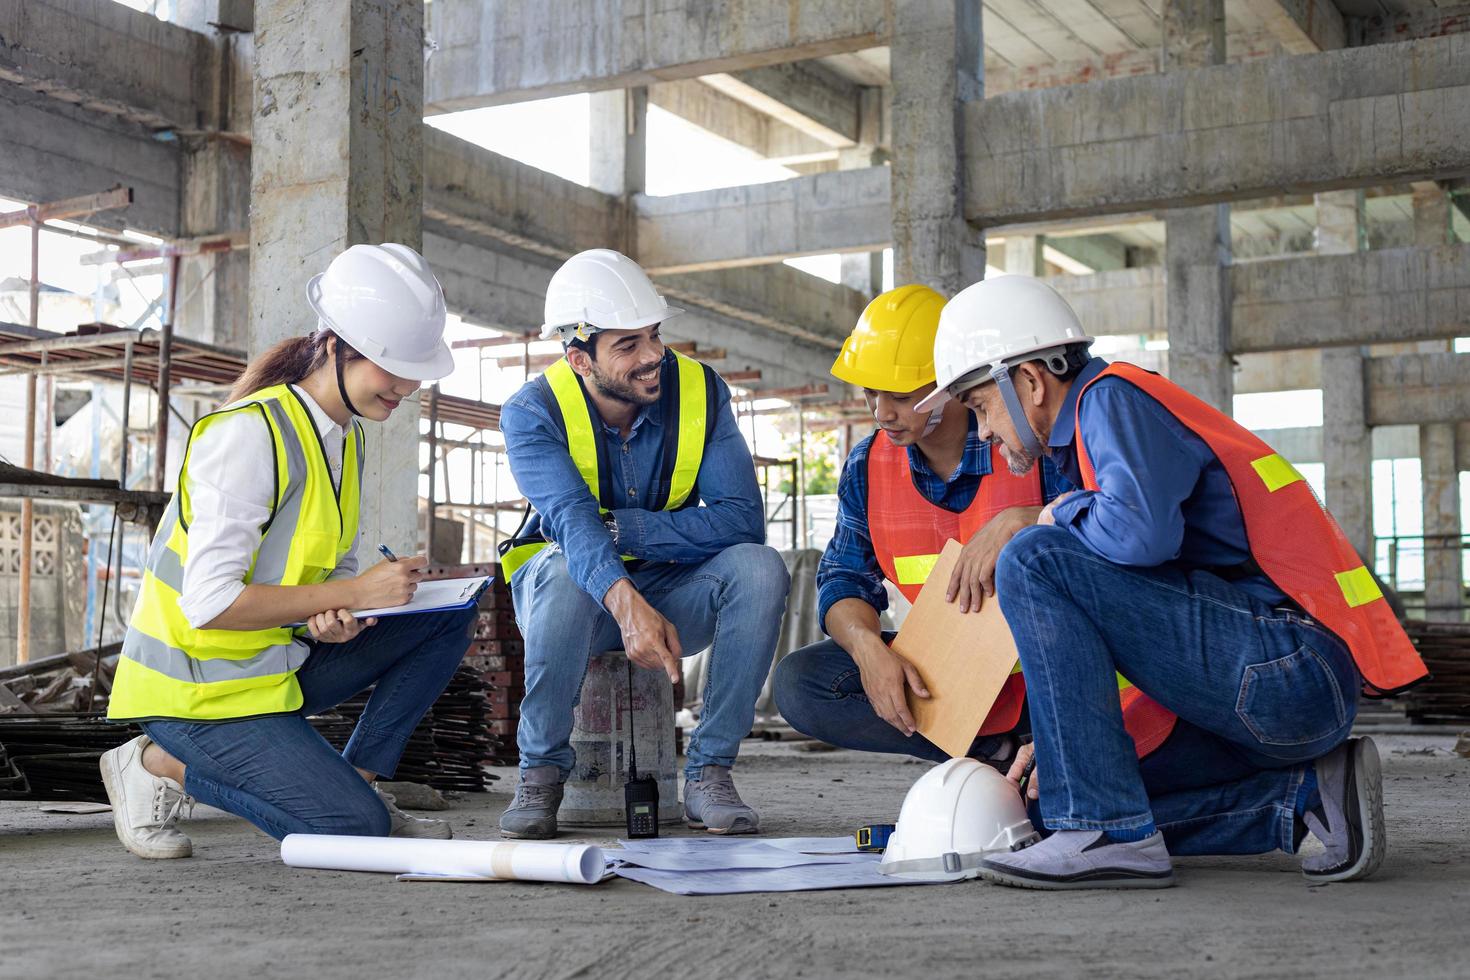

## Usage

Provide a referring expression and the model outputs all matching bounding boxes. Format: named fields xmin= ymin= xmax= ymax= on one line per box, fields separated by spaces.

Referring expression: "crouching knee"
xmin=722 ymin=543 xmax=790 ymax=596
xmin=994 ymin=524 xmax=1077 ymax=599
xmin=307 ymin=797 xmax=392 ymax=838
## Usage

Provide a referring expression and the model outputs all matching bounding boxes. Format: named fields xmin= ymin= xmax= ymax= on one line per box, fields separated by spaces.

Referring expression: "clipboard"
xmin=289 ymin=575 xmax=490 ymax=627
xmin=350 ymin=575 xmax=490 ymax=619
xmin=888 ymin=540 xmax=1020 ymax=758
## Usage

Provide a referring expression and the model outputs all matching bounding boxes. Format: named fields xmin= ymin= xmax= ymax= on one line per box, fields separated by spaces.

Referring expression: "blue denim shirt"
xmin=817 ymin=411 xmax=1070 ymax=632
xmin=1047 ymin=357 xmax=1287 ymax=606
xmin=500 ymin=353 xmax=765 ymax=607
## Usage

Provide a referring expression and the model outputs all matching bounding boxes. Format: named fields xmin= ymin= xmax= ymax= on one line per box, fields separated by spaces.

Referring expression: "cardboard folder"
xmin=889 ymin=539 xmax=1020 ymax=758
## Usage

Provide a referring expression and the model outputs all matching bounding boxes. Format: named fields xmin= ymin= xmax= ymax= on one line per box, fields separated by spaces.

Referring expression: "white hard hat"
xmin=914 ymin=275 xmax=1092 ymax=414
xmin=540 ymin=248 xmax=683 ymax=342
xmin=877 ymin=758 xmax=1039 ymax=882
xmin=306 ymin=243 xmax=454 ymax=382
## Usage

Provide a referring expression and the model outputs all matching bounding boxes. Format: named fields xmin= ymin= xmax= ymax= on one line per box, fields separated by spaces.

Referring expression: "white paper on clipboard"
xmin=349 ymin=575 xmax=489 ymax=620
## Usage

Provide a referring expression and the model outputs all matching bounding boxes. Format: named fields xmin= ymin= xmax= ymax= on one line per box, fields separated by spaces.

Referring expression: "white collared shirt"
xmin=177 ymin=385 xmax=359 ymax=628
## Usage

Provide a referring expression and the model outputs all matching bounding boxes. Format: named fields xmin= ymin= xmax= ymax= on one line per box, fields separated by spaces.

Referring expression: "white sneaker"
xmin=376 ymin=785 xmax=452 ymax=839
xmin=98 ymin=735 xmax=194 ymax=859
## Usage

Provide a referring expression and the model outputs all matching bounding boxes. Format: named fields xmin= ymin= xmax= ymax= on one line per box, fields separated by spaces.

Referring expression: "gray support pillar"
xmin=1315 ymin=190 xmax=1373 ymax=561
xmin=1161 ymin=0 xmax=1231 ymax=412
xmin=1322 ymin=347 xmax=1373 ymax=560
xmin=251 ymin=0 xmax=425 ymax=552
xmin=1421 ymin=423 xmax=1463 ymax=621
xmin=589 ymin=87 xmax=647 ymax=198
xmin=889 ymin=0 xmax=986 ymax=294
xmin=1003 ymin=236 xmax=1044 ymax=277
xmin=838 ymin=90 xmax=885 ymax=297
xmin=1164 ymin=205 xmax=1233 ymax=411
xmin=178 ymin=137 xmax=251 ymax=348
xmin=1412 ymin=183 xmax=1452 ymax=249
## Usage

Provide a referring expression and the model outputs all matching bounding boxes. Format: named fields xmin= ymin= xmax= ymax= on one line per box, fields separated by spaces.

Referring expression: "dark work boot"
xmin=1302 ymin=737 xmax=1386 ymax=883
xmin=498 ymin=766 xmax=564 ymax=840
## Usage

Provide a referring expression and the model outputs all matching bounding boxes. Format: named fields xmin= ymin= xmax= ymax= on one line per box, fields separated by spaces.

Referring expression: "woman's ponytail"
xmin=225 ymin=331 xmax=361 ymax=406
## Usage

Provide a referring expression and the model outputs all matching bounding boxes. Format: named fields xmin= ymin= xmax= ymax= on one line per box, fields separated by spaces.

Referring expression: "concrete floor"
xmin=2 ymin=732 xmax=1467 ymax=980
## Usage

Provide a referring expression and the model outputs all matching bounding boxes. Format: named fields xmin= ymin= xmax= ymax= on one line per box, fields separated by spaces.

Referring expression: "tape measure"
xmin=855 ymin=823 xmax=896 ymax=852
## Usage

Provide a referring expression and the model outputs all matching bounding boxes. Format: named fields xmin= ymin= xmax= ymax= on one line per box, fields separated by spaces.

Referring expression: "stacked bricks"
xmin=425 ymin=562 xmax=524 ymax=765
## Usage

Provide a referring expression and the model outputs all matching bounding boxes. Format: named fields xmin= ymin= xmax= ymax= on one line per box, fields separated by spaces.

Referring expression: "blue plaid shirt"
xmin=817 ymin=412 xmax=1071 ymax=633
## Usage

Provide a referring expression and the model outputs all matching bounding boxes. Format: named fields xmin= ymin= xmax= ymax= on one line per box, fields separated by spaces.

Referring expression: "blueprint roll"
xmin=280 ymin=834 xmax=605 ymax=884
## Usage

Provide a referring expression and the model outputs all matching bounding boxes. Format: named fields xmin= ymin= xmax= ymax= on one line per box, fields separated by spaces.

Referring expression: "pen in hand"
xmin=377 ymin=544 xmax=399 ymax=563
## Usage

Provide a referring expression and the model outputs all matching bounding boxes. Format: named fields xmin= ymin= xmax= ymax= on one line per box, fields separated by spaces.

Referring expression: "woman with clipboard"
xmin=100 ymin=244 xmax=476 ymax=859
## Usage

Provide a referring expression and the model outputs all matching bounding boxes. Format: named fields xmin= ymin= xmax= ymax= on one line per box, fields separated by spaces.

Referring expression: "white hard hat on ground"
xmin=914 ymin=274 xmax=1092 ymax=458
xmin=877 ymin=758 xmax=1040 ymax=882
xmin=541 ymin=248 xmax=683 ymax=342
xmin=306 ymin=243 xmax=454 ymax=381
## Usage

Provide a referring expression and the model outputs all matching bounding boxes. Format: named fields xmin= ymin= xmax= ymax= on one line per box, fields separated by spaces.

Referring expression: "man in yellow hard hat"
xmin=773 ymin=284 xmax=1067 ymax=765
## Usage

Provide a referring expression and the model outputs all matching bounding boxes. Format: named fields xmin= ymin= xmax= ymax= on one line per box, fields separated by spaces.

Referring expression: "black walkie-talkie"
xmin=624 ymin=660 xmax=660 ymax=839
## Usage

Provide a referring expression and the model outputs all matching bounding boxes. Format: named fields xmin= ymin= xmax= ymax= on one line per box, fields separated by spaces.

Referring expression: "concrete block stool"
xmin=560 ymin=651 xmax=682 ymax=826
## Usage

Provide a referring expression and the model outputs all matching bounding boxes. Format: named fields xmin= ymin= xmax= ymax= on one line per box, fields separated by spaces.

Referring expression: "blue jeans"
xmin=772 ymin=635 xmax=1013 ymax=763
xmin=512 ymin=542 xmax=790 ymax=781
xmin=995 ymin=525 xmax=1358 ymax=854
xmin=142 ymin=607 xmax=477 ymax=841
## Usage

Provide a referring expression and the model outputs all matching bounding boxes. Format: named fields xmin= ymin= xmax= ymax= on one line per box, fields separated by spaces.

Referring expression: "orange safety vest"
xmin=867 ymin=431 xmax=1041 ymax=736
xmin=1073 ymin=362 xmax=1428 ymax=751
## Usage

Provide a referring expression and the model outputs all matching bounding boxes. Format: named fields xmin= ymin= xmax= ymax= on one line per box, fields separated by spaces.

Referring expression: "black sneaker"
xmin=1302 ymin=737 xmax=1385 ymax=883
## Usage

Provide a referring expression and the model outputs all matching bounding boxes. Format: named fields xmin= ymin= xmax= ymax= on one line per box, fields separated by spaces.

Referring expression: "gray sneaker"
xmin=1302 ymin=736 xmax=1385 ymax=883
xmin=498 ymin=766 xmax=564 ymax=839
xmin=684 ymin=764 xmax=759 ymax=835
xmin=981 ymin=829 xmax=1174 ymax=890
xmin=376 ymin=786 xmax=452 ymax=839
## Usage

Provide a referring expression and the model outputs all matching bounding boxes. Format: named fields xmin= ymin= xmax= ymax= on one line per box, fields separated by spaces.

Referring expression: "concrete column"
xmin=588 ymin=87 xmax=647 ymax=198
xmin=1161 ymin=0 xmax=1231 ymax=412
xmin=1164 ymin=206 xmax=1233 ymax=411
xmin=1314 ymin=190 xmax=1373 ymax=561
xmin=1003 ymin=236 xmax=1045 ymax=277
xmin=838 ymin=89 xmax=885 ymax=297
xmin=1412 ymin=183 xmax=1452 ymax=248
xmin=889 ymin=0 xmax=986 ymax=294
xmin=1161 ymin=0 xmax=1226 ymax=71
xmin=251 ymin=0 xmax=425 ymax=552
xmin=1421 ymin=423 xmax=1463 ymax=621
xmin=178 ymin=137 xmax=251 ymax=349
xmin=1316 ymin=190 xmax=1364 ymax=255
xmin=1322 ymin=347 xmax=1374 ymax=560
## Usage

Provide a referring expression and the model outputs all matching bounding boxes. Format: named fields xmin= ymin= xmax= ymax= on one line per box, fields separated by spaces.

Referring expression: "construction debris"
xmin=1404 ymin=623 xmax=1470 ymax=725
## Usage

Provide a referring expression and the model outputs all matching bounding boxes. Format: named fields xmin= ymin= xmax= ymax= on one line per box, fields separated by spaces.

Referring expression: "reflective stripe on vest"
xmin=866 ymin=432 xmax=1042 ymax=737
xmin=1075 ymin=362 xmax=1426 ymax=698
xmin=108 ymin=385 xmax=362 ymax=722
xmin=503 ymin=351 xmax=713 ymax=583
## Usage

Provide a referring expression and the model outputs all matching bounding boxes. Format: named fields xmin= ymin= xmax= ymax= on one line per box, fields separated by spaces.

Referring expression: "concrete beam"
xmin=424 ymin=128 xmax=628 ymax=260
xmin=1367 ymin=352 xmax=1470 ymax=426
xmin=634 ymin=166 xmax=892 ymax=274
xmin=702 ymin=60 xmax=861 ymax=147
xmin=1352 ymin=6 xmax=1470 ymax=47
xmin=964 ymin=34 xmax=1470 ymax=226
xmin=1051 ymin=267 xmax=1166 ymax=336
xmin=1231 ymin=244 xmax=1470 ymax=352
xmin=0 ymin=87 xmax=180 ymax=236
xmin=1238 ymin=0 xmax=1346 ymax=55
xmin=985 ymin=48 xmax=1161 ymax=96
xmin=655 ymin=265 xmax=867 ymax=350
xmin=425 ymin=0 xmax=890 ymax=112
xmin=0 ymin=0 xmax=208 ymax=131
xmin=650 ymin=80 xmax=835 ymax=165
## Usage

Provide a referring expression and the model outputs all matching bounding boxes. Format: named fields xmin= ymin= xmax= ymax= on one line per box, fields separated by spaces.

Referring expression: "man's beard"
xmin=1001 ymin=441 xmax=1037 ymax=476
xmin=589 ymin=362 xmax=661 ymax=407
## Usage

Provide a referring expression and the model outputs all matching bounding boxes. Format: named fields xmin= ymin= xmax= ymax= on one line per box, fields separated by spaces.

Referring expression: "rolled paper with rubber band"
xmin=280 ymin=834 xmax=606 ymax=884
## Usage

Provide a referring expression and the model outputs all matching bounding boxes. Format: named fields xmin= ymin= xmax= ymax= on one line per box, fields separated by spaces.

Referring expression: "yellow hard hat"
xmin=830 ymin=284 xmax=947 ymax=393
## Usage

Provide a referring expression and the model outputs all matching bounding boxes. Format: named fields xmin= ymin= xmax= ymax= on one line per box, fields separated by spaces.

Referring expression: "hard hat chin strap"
xmin=989 ymin=362 xmax=1044 ymax=459
xmin=334 ymin=340 xmax=365 ymax=418
xmin=920 ymin=404 xmax=946 ymax=438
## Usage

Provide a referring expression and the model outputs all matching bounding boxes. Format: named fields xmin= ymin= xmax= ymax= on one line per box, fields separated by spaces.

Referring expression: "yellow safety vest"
xmin=108 ymin=385 xmax=364 ymax=722
xmin=499 ymin=351 xmax=713 ymax=582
